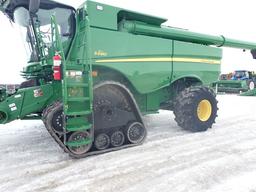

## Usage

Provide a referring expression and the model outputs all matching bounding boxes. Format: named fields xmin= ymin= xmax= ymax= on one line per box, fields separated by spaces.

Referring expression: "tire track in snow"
xmin=84 ymin=122 xmax=256 ymax=192
xmin=13 ymin=119 xmax=256 ymax=192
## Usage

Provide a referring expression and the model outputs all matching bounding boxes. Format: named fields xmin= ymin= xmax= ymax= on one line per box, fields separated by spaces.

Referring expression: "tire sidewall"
xmin=191 ymin=89 xmax=218 ymax=129
xmin=173 ymin=86 xmax=218 ymax=132
xmin=248 ymin=81 xmax=255 ymax=90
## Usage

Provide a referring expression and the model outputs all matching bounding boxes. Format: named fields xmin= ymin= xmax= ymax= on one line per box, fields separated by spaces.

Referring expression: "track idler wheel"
xmin=94 ymin=133 xmax=111 ymax=150
xmin=126 ymin=122 xmax=146 ymax=144
xmin=110 ymin=131 xmax=125 ymax=147
xmin=67 ymin=131 xmax=92 ymax=155
xmin=45 ymin=103 xmax=64 ymax=133
xmin=51 ymin=109 xmax=64 ymax=133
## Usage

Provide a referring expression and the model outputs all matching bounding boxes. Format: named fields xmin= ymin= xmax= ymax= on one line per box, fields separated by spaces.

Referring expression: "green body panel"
xmin=90 ymin=27 xmax=173 ymax=93
xmin=0 ymin=83 xmax=61 ymax=123
xmin=1 ymin=0 xmax=256 ymax=123
xmin=90 ymin=25 xmax=221 ymax=92
xmin=172 ymin=41 xmax=221 ymax=85
xmin=86 ymin=1 xmax=166 ymax=30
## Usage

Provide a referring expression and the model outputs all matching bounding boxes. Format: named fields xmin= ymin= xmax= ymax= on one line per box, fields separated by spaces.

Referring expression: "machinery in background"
xmin=212 ymin=70 xmax=256 ymax=94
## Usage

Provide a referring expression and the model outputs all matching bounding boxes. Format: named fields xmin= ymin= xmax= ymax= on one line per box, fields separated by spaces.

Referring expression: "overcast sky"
xmin=1 ymin=0 xmax=256 ymax=83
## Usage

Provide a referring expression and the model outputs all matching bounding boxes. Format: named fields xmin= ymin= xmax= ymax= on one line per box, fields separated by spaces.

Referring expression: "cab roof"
xmin=0 ymin=0 xmax=75 ymax=21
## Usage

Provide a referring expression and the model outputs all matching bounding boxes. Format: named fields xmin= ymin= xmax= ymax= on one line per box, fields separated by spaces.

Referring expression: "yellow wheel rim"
xmin=197 ymin=100 xmax=212 ymax=122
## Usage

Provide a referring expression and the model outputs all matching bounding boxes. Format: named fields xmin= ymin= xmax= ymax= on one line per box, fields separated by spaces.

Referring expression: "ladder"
xmin=51 ymin=15 xmax=93 ymax=149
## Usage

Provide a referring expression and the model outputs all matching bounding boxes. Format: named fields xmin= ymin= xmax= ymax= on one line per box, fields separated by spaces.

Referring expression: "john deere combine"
xmin=1 ymin=0 xmax=256 ymax=158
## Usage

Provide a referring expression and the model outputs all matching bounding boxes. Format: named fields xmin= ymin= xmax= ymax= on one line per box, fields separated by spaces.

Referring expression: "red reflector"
xmin=53 ymin=54 xmax=62 ymax=66
xmin=53 ymin=66 xmax=61 ymax=80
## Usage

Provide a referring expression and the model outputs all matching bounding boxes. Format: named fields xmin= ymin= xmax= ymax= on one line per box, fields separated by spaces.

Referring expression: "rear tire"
xmin=247 ymin=80 xmax=255 ymax=90
xmin=173 ymin=86 xmax=218 ymax=132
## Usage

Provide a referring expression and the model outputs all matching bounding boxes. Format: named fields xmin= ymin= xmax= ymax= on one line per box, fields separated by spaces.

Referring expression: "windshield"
xmin=14 ymin=7 xmax=39 ymax=61
xmin=13 ymin=6 xmax=75 ymax=62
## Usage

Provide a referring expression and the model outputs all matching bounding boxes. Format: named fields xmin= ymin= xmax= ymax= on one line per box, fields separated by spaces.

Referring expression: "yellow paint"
xmin=94 ymin=50 xmax=108 ymax=56
xmin=197 ymin=99 xmax=212 ymax=122
xmin=95 ymin=57 xmax=221 ymax=64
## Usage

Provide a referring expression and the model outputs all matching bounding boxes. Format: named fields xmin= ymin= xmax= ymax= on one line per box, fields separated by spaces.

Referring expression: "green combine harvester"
xmin=1 ymin=0 xmax=256 ymax=158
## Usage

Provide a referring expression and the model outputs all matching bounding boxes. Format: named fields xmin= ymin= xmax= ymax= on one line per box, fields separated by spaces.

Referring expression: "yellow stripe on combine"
xmin=95 ymin=57 xmax=221 ymax=64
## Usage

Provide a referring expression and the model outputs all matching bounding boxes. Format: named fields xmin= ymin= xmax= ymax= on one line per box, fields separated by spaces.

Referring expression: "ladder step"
xmin=66 ymin=123 xmax=92 ymax=132
xmin=66 ymin=110 xmax=92 ymax=116
xmin=66 ymin=65 xmax=84 ymax=70
xmin=67 ymin=97 xmax=90 ymax=102
xmin=66 ymin=138 xmax=92 ymax=147
xmin=66 ymin=116 xmax=87 ymax=125
xmin=67 ymin=82 xmax=89 ymax=87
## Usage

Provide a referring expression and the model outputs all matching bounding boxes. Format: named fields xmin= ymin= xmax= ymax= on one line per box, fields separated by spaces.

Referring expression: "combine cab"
xmin=212 ymin=70 xmax=256 ymax=93
xmin=0 ymin=0 xmax=256 ymax=158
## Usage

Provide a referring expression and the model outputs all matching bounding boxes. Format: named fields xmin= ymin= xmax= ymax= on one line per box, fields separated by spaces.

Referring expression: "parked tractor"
xmin=1 ymin=0 xmax=256 ymax=158
xmin=212 ymin=70 xmax=256 ymax=93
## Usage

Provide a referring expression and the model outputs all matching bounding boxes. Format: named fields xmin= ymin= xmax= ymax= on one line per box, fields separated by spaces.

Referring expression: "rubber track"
xmin=42 ymin=82 xmax=147 ymax=158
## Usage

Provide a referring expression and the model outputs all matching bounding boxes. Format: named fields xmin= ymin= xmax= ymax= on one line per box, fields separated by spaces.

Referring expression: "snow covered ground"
xmin=0 ymin=95 xmax=256 ymax=192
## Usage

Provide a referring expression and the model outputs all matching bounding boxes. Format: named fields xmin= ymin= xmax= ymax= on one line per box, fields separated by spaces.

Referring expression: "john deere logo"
xmin=94 ymin=50 xmax=107 ymax=56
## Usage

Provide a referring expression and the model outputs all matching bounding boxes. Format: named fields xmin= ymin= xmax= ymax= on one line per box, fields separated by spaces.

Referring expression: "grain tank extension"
xmin=0 ymin=0 xmax=256 ymax=158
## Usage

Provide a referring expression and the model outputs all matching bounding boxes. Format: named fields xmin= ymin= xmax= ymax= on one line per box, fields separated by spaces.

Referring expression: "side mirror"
xmin=29 ymin=0 xmax=40 ymax=14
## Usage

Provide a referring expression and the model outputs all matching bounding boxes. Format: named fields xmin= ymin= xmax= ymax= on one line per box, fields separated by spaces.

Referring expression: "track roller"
xmin=67 ymin=131 xmax=92 ymax=155
xmin=126 ymin=122 xmax=146 ymax=144
xmin=94 ymin=133 xmax=111 ymax=150
xmin=110 ymin=131 xmax=125 ymax=147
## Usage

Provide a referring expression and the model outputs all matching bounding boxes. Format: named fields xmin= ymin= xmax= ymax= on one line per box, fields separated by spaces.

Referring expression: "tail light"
xmin=53 ymin=54 xmax=62 ymax=80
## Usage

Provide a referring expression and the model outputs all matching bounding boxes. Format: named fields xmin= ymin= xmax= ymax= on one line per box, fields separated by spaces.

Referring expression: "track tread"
xmin=42 ymin=82 xmax=147 ymax=158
